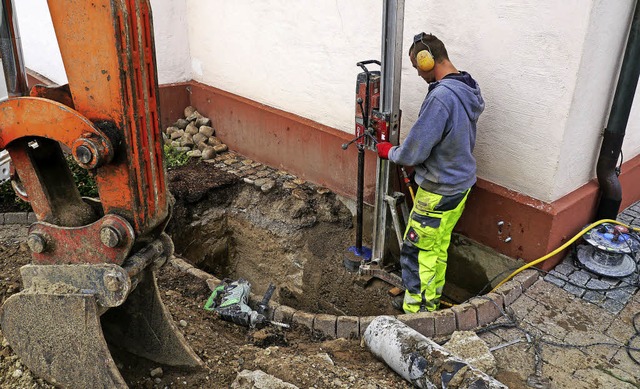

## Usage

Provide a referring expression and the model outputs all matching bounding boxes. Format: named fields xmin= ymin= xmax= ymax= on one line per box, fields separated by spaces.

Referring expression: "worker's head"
xmin=409 ymin=33 xmax=449 ymax=83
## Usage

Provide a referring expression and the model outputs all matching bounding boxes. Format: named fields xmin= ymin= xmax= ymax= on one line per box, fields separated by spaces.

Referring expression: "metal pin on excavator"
xmin=0 ymin=0 xmax=202 ymax=387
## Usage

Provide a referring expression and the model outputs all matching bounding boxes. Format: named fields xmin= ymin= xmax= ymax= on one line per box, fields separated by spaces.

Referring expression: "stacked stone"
xmin=206 ymin=150 xmax=330 ymax=196
xmin=163 ymin=106 xmax=332 ymax=196
xmin=162 ymin=106 xmax=228 ymax=161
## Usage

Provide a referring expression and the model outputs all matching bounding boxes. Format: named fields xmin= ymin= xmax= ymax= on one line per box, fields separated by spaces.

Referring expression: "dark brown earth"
xmin=0 ymin=159 xmax=411 ymax=388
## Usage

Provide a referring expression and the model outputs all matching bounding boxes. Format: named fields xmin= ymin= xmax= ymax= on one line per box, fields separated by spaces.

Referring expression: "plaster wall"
xmin=13 ymin=0 xmax=190 ymax=85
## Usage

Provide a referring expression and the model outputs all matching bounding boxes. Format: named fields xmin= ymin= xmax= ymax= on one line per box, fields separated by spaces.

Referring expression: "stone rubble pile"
xmin=162 ymin=105 xmax=228 ymax=161
xmin=163 ymin=106 xmax=331 ymax=196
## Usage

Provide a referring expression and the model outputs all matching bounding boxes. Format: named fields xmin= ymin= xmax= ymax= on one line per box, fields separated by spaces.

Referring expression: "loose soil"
xmin=0 ymin=159 xmax=411 ymax=388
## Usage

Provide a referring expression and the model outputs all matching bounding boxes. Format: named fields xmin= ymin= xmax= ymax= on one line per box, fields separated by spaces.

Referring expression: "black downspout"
xmin=596 ymin=0 xmax=640 ymax=221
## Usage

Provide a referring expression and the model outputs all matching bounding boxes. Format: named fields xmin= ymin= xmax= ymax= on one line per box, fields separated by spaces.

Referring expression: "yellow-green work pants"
xmin=400 ymin=187 xmax=470 ymax=313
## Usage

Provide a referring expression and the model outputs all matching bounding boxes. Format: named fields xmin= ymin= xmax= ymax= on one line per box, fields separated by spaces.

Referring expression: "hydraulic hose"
xmin=490 ymin=219 xmax=640 ymax=293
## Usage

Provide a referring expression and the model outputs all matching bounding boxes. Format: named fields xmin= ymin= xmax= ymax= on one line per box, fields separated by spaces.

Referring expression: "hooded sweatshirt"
xmin=388 ymin=71 xmax=484 ymax=196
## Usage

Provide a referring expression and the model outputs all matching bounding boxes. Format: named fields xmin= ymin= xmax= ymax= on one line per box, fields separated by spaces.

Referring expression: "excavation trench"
xmin=166 ymin=160 xmax=521 ymax=318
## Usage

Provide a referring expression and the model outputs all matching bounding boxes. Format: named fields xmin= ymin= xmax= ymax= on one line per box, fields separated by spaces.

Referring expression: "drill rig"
xmin=0 ymin=0 xmax=202 ymax=387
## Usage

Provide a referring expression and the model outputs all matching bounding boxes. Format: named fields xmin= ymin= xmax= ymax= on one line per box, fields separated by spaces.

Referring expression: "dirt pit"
xmin=167 ymin=161 xmax=400 ymax=317
xmin=166 ymin=160 xmax=519 ymax=315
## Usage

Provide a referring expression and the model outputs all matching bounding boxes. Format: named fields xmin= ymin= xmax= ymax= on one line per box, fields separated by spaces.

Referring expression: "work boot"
xmin=391 ymin=295 xmax=404 ymax=312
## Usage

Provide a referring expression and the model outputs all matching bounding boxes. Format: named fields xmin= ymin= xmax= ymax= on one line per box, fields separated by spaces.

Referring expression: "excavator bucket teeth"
xmin=0 ymin=292 xmax=128 ymax=389
xmin=0 ymin=268 xmax=202 ymax=388
xmin=101 ymin=268 xmax=203 ymax=367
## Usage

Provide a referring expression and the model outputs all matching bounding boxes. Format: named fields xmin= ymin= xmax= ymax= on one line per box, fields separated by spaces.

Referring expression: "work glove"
xmin=376 ymin=142 xmax=393 ymax=159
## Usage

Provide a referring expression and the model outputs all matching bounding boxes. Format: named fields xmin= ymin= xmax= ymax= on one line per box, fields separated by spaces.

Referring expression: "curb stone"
xmin=170 ymin=256 xmax=529 ymax=339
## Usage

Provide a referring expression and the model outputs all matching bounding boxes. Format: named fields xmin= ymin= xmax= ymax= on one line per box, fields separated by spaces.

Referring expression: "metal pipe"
xmin=0 ymin=0 xmax=28 ymax=97
xmin=596 ymin=0 xmax=640 ymax=220
xmin=355 ymin=145 xmax=365 ymax=252
xmin=372 ymin=0 xmax=404 ymax=264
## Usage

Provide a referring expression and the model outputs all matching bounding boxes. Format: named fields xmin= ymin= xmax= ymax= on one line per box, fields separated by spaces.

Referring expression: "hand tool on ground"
xmin=205 ymin=279 xmax=289 ymax=329
xmin=0 ymin=1 xmax=202 ymax=387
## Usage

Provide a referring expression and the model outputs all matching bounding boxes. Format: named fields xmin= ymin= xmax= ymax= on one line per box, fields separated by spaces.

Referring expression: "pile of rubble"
xmin=163 ymin=106 xmax=330 ymax=196
xmin=163 ymin=106 xmax=228 ymax=161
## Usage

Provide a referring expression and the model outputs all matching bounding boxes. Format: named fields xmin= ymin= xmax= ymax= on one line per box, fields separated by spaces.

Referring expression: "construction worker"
xmin=376 ymin=33 xmax=485 ymax=313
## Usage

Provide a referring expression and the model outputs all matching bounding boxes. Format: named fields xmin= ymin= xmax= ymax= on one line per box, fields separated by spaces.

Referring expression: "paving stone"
xmin=563 ymin=282 xmax=586 ymax=298
xmin=552 ymin=262 xmax=575 ymax=276
xmin=583 ymin=290 xmax=606 ymax=305
xmin=495 ymin=279 xmax=523 ymax=306
xmin=0 ymin=213 xmax=4 ymax=224
xmin=399 ymin=312 xmax=434 ymax=338
xmin=254 ymin=178 xmax=268 ymax=187
xmin=451 ymin=302 xmax=478 ymax=331
xmin=27 ymin=212 xmax=37 ymax=223
xmin=601 ymin=298 xmax=625 ymax=314
xmin=292 ymin=311 xmax=315 ymax=332
xmin=511 ymin=269 xmax=539 ymax=290
xmin=433 ymin=309 xmax=456 ymax=336
xmin=543 ymin=273 xmax=566 ymax=288
xmin=568 ymin=269 xmax=592 ymax=285
xmin=336 ymin=316 xmax=359 ymax=339
xmin=261 ymin=181 xmax=275 ymax=193
xmin=605 ymin=285 xmax=635 ymax=301
xmin=282 ymin=181 xmax=298 ymax=190
xmin=469 ymin=294 xmax=504 ymax=327
xmin=313 ymin=314 xmax=337 ymax=338
xmin=273 ymin=305 xmax=297 ymax=324
xmin=4 ymin=212 xmax=27 ymax=225
xmin=585 ymin=278 xmax=610 ymax=292
xmin=358 ymin=316 xmax=378 ymax=338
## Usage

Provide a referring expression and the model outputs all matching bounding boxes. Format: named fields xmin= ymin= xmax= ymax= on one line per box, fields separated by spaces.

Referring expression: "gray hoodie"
xmin=388 ymin=71 xmax=484 ymax=196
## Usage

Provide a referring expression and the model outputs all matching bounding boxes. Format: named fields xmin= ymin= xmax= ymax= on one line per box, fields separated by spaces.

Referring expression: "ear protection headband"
xmin=413 ymin=33 xmax=435 ymax=72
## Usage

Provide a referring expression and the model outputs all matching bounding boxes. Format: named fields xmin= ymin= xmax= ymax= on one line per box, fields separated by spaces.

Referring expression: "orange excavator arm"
xmin=0 ymin=1 xmax=202 ymax=387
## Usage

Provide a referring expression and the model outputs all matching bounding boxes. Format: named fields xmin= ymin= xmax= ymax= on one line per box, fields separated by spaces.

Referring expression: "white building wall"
xmin=185 ymin=0 xmax=640 ymax=203
xmin=13 ymin=0 xmax=190 ymax=85
xmin=6 ymin=0 xmax=640 ymax=204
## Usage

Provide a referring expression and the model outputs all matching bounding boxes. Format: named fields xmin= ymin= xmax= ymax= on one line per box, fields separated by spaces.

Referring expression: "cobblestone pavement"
xmin=483 ymin=202 xmax=640 ymax=388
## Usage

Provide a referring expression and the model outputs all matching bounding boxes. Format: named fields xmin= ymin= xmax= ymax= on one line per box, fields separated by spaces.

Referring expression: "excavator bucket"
xmin=0 ymin=266 xmax=202 ymax=389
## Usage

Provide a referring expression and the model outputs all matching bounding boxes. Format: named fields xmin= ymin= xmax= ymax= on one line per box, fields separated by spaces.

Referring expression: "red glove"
xmin=376 ymin=142 xmax=393 ymax=159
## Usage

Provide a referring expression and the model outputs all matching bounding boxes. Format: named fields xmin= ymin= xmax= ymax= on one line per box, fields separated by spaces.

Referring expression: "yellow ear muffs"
xmin=416 ymin=49 xmax=434 ymax=72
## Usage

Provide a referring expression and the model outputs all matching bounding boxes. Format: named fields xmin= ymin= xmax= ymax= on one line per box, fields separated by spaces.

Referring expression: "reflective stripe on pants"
xmin=400 ymin=187 xmax=469 ymax=313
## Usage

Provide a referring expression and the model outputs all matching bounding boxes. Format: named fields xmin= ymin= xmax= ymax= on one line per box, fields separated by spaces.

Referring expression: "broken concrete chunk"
xmin=170 ymin=129 xmax=184 ymax=140
xmin=165 ymin=126 xmax=178 ymax=136
xmin=213 ymin=144 xmax=228 ymax=153
xmin=195 ymin=117 xmax=212 ymax=128
xmin=230 ymin=369 xmax=299 ymax=389
xmin=185 ymin=122 xmax=199 ymax=136
xmin=201 ymin=147 xmax=216 ymax=160
xmin=174 ymin=118 xmax=189 ymax=129
xmin=186 ymin=111 xmax=203 ymax=122
xmin=208 ymin=136 xmax=222 ymax=146
xmin=149 ymin=367 xmax=163 ymax=378
xmin=180 ymin=135 xmax=194 ymax=148
xmin=186 ymin=149 xmax=202 ymax=158
xmin=183 ymin=106 xmax=197 ymax=118
xmin=261 ymin=180 xmax=275 ymax=193
xmin=199 ymin=125 xmax=215 ymax=137
xmin=192 ymin=132 xmax=208 ymax=145
xmin=444 ymin=331 xmax=497 ymax=376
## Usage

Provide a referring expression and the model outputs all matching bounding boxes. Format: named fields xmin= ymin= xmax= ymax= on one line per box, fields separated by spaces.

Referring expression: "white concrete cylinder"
xmin=363 ymin=316 xmax=506 ymax=388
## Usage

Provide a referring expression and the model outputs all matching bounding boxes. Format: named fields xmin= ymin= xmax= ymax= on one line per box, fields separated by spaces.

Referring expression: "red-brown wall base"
xmin=159 ymin=81 xmax=640 ymax=268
